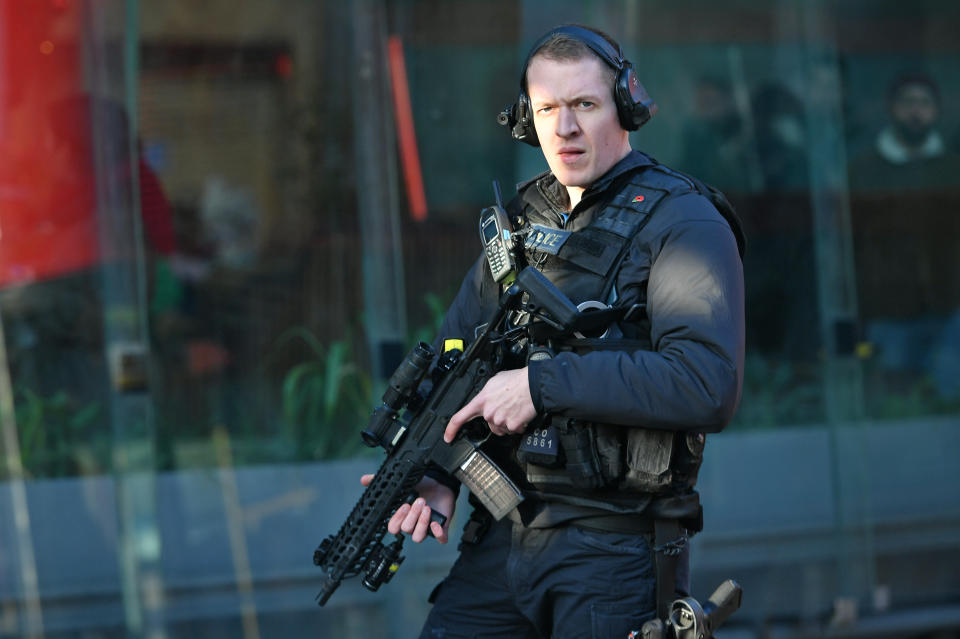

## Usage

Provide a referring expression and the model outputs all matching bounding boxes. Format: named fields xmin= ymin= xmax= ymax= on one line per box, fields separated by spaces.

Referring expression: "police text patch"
xmin=524 ymin=225 xmax=571 ymax=255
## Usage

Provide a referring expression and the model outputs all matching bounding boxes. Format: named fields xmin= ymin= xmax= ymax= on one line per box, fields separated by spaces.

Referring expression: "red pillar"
xmin=0 ymin=0 xmax=99 ymax=288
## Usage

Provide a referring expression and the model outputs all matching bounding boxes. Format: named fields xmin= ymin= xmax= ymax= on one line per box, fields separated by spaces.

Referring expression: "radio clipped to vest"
xmin=479 ymin=181 xmax=523 ymax=285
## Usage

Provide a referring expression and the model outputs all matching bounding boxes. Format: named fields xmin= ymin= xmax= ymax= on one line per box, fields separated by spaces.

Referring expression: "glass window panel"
xmin=1 ymin=1 xmax=958 ymax=637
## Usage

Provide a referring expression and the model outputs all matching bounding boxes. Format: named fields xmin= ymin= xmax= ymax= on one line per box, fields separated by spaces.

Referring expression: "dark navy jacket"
xmin=437 ymin=150 xmax=744 ymax=436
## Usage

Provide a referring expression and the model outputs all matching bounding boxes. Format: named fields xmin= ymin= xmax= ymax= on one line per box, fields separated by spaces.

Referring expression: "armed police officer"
xmin=365 ymin=24 xmax=745 ymax=638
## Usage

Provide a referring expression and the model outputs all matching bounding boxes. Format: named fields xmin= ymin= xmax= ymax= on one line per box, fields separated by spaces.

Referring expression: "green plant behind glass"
xmin=407 ymin=291 xmax=448 ymax=347
xmin=6 ymin=387 xmax=105 ymax=478
xmin=277 ymin=327 xmax=373 ymax=460
xmin=275 ymin=290 xmax=451 ymax=462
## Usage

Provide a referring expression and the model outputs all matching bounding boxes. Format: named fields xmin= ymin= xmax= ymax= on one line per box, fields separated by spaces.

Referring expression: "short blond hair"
xmin=525 ymin=24 xmax=618 ymax=88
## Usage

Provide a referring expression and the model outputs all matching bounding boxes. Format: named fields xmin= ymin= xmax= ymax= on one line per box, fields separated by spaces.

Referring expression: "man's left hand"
xmin=444 ymin=367 xmax=536 ymax=442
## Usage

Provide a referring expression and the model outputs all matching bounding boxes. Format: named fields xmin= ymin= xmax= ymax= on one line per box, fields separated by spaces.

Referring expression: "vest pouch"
xmin=674 ymin=432 xmax=706 ymax=489
xmin=593 ymin=422 xmax=624 ymax=484
xmin=622 ymin=427 xmax=676 ymax=493
xmin=557 ymin=420 xmax=605 ymax=490
xmin=516 ymin=421 xmax=565 ymax=469
xmin=522 ymin=420 xmax=618 ymax=490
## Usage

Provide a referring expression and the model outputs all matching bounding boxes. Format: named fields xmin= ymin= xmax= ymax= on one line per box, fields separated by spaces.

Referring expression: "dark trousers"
xmin=418 ymin=516 xmax=689 ymax=639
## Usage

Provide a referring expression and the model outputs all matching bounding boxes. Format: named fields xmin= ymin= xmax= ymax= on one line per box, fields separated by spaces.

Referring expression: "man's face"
xmin=891 ymin=83 xmax=939 ymax=146
xmin=526 ymin=55 xmax=631 ymax=192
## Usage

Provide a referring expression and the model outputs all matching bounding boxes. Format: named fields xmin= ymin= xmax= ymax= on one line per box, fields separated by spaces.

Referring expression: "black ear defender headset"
xmin=497 ymin=24 xmax=658 ymax=147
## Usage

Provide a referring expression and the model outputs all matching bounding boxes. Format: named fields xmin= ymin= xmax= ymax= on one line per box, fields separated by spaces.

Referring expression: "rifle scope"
xmin=362 ymin=342 xmax=435 ymax=448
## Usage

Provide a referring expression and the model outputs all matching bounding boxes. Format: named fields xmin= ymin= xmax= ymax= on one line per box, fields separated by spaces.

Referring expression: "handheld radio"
xmin=479 ymin=181 xmax=517 ymax=284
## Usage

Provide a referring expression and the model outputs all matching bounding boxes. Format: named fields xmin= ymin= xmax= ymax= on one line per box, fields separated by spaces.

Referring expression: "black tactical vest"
xmin=511 ymin=164 xmax=713 ymax=513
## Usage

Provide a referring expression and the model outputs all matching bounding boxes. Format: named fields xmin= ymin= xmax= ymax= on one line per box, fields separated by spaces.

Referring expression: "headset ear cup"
xmin=616 ymin=64 xmax=658 ymax=131
xmin=513 ymin=93 xmax=540 ymax=147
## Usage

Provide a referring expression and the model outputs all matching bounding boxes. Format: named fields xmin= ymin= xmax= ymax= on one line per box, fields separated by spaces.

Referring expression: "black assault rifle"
xmin=313 ymin=266 xmax=612 ymax=606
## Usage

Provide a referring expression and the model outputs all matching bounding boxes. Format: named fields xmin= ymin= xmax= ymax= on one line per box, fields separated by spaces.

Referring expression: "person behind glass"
xmin=849 ymin=72 xmax=960 ymax=191
xmin=677 ymin=75 xmax=752 ymax=193
xmin=362 ymin=24 xmax=745 ymax=638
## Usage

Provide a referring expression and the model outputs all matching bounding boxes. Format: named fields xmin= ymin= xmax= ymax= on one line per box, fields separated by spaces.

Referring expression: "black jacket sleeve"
xmin=528 ymin=193 xmax=745 ymax=433
xmin=432 ymin=254 xmax=489 ymax=351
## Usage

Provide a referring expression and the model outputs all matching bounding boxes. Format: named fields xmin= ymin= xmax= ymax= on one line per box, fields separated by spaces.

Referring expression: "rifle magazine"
xmin=454 ymin=449 xmax=524 ymax=520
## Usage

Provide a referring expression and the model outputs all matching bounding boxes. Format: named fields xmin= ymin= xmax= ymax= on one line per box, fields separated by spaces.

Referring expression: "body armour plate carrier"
xmin=514 ymin=165 xmax=710 ymax=511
